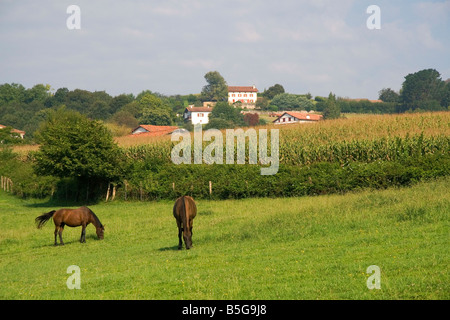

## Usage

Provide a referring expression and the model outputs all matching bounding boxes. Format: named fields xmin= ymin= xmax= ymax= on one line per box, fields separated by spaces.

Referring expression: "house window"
xmin=244 ymin=94 xmax=247 ymax=97
xmin=283 ymin=118 xmax=286 ymax=122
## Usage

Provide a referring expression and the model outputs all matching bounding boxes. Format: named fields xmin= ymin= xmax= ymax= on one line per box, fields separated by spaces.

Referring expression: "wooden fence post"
xmin=111 ymin=184 xmax=116 ymax=201
xmin=105 ymin=182 xmax=111 ymax=202
xmin=209 ymin=181 xmax=212 ymax=195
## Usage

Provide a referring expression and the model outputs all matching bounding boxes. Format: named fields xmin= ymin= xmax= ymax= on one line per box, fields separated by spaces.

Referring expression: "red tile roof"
xmin=131 ymin=125 xmax=178 ymax=136
xmin=228 ymin=86 xmax=258 ymax=93
xmin=0 ymin=124 xmax=25 ymax=134
xmin=274 ymin=112 xmax=323 ymax=122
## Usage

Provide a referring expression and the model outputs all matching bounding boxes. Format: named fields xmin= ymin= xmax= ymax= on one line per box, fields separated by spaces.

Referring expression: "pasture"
xmin=0 ymin=177 xmax=448 ymax=300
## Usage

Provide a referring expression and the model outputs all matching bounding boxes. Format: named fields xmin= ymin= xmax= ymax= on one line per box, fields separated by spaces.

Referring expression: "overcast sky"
xmin=0 ymin=0 xmax=449 ymax=99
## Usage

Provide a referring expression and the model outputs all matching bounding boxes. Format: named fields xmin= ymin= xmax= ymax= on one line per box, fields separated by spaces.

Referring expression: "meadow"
xmin=0 ymin=176 xmax=448 ymax=300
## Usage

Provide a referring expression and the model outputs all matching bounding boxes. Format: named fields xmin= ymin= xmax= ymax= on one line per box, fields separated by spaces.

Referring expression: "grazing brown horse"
xmin=173 ymin=196 xmax=197 ymax=250
xmin=35 ymin=206 xmax=104 ymax=245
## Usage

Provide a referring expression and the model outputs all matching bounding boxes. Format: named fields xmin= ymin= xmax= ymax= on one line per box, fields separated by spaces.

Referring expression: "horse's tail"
xmin=35 ymin=210 xmax=56 ymax=229
xmin=181 ymin=196 xmax=188 ymax=233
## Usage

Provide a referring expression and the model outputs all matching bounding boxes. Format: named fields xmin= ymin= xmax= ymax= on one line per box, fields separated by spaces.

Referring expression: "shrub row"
xmin=2 ymin=147 xmax=449 ymax=202
xmin=121 ymin=153 xmax=449 ymax=200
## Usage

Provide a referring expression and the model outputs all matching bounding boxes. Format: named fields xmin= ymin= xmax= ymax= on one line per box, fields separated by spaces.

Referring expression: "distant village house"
xmin=228 ymin=86 xmax=258 ymax=107
xmin=0 ymin=124 xmax=25 ymax=139
xmin=273 ymin=112 xmax=323 ymax=124
xmin=131 ymin=124 xmax=178 ymax=136
xmin=184 ymin=106 xmax=213 ymax=125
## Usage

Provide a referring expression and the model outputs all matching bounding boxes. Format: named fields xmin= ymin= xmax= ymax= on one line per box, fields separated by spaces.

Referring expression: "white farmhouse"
xmin=228 ymin=86 xmax=258 ymax=104
xmin=184 ymin=106 xmax=212 ymax=125
xmin=273 ymin=111 xmax=323 ymax=124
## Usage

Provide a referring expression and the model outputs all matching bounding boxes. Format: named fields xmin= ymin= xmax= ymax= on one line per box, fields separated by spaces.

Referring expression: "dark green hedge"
xmin=1 ymin=147 xmax=448 ymax=202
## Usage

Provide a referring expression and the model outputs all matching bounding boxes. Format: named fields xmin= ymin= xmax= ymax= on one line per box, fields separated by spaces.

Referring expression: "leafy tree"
xmin=378 ymin=88 xmax=399 ymax=103
xmin=53 ymin=87 xmax=69 ymax=104
xmin=263 ymin=84 xmax=285 ymax=99
xmin=140 ymin=107 xmax=173 ymax=126
xmin=137 ymin=93 xmax=174 ymax=125
xmin=110 ymin=110 xmax=139 ymax=128
xmin=322 ymin=93 xmax=341 ymax=119
xmin=400 ymin=69 xmax=446 ymax=111
xmin=200 ymin=71 xmax=228 ymax=102
xmin=65 ymin=89 xmax=95 ymax=114
xmin=255 ymin=96 xmax=269 ymax=110
xmin=205 ymin=101 xmax=244 ymax=129
xmin=24 ymin=84 xmax=52 ymax=103
xmin=0 ymin=83 xmax=26 ymax=103
xmin=205 ymin=118 xmax=234 ymax=130
xmin=442 ymin=81 xmax=450 ymax=108
xmin=269 ymin=93 xmax=314 ymax=111
xmin=110 ymin=94 xmax=135 ymax=115
xmin=138 ymin=93 xmax=167 ymax=110
xmin=34 ymin=108 xmax=124 ymax=185
xmin=120 ymin=101 xmax=143 ymax=119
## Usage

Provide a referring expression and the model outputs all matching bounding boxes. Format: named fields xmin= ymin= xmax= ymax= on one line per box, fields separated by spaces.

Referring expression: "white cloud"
xmin=233 ymin=22 xmax=263 ymax=43
xmin=415 ymin=23 xmax=443 ymax=49
xmin=414 ymin=1 xmax=450 ymax=22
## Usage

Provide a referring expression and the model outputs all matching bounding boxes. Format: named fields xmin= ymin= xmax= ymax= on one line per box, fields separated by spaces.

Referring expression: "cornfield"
xmin=122 ymin=112 xmax=450 ymax=166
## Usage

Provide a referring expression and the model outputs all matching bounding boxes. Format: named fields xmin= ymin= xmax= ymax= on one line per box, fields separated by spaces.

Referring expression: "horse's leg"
xmin=178 ymin=227 xmax=183 ymax=250
xmin=54 ymin=226 xmax=59 ymax=246
xmin=176 ymin=220 xmax=183 ymax=250
xmin=80 ymin=224 xmax=86 ymax=243
xmin=58 ymin=225 xmax=65 ymax=245
xmin=189 ymin=220 xmax=194 ymax=247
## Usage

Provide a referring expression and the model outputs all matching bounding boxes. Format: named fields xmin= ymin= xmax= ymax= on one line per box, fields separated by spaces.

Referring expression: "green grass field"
xmin=0 ymin=178 xmax=448 ymax=300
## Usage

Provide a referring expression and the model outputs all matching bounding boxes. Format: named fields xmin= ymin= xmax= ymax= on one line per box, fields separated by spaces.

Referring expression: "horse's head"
xmin=96 ymin=225 xmax=105 ymax=240
xmin=183 ymin=229 xmax=193 ymax=250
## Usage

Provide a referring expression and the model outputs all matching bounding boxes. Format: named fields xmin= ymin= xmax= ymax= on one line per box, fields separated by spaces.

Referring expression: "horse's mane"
xmin=87 ymin=208 xmax=103 ymax=228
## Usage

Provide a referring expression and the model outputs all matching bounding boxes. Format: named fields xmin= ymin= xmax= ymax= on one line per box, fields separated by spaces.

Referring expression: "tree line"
xmin=258 ymin=68 xmax=450 ymax=118
xmin=1 ymin=68 xmax=449 ymax=142
xmin=0 ymin=84 xmax=203 ymax=141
